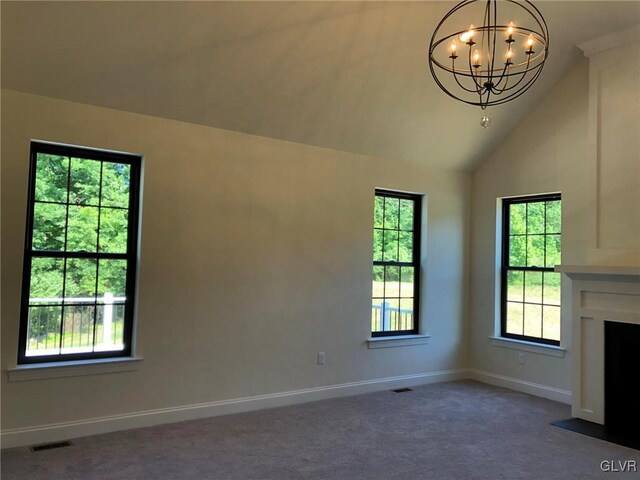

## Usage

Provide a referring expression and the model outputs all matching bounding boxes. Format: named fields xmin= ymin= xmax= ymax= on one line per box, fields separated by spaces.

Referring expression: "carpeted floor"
xmin=2 ymin=380 xmax=639 ymax=479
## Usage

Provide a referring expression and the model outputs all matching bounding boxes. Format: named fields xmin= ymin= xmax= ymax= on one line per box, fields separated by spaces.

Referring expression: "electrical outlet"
xmin=318 ymin=352 xmax=325 ymax=365
xmin=518 ymin=353 xmax=526 ymax=365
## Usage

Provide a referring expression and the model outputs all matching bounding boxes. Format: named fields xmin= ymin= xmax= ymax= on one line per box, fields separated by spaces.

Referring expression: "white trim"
xmin=493 ymin=197 xmax=503 ymax=337
xmin=578 ymin=25 xmax=640 ymax=58
xmin=6 ymin=357 xmax=143 ymax=382
xmin=0 ymin=369 xmax=467 ymax=449
xmin=490 ymin=336 xmax=566 ymax=358
xmin=470 ymin=369 xmax=572 ymax=405
xmin=366 ymin=334 xmax=430 ymax=349
xmin=555 ymin=265 xmax=640 ymax=277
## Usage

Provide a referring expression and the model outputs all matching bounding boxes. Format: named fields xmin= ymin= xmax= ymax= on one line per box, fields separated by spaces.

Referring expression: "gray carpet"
xmin=2 ymin=380 xmax=639 ymax=480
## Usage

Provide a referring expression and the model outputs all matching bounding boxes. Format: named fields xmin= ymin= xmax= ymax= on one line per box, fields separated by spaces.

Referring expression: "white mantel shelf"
xmin=555 ymin=265 xmax=640 ymax=277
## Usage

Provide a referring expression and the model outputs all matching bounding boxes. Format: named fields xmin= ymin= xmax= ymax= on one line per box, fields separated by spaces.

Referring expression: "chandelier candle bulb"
xmin=505 ymin=49 xmax=513 ymax=66
xmin=460 ymin=24 xmax=475 ymax=43
xmin=527 ymin=34 xmax=535 ymax=53
xmin=507 ymin=21 xmax=515 ymax=43
xmin=473 ymin=49 xmax=481 ymax=67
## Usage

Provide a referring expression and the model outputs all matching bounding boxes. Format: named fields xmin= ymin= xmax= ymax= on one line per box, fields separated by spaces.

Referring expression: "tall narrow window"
xmin=371 ymin=190 xmax=421 ymax=336
xmin=18 ymin=142 xmax=142 ymax=364
xmin=501 ymin=194 xmax=561 ymax=345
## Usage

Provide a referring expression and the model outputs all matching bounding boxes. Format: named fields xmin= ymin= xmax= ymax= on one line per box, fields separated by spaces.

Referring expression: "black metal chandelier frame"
xmin=428 ymin=0 xmax=549 ymax=108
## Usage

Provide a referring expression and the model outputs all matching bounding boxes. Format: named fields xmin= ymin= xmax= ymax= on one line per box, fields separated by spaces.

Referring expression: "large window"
xmin=501 ymin=194 xmax=561 ymax=345
xmin=18 ymin=142 xmax=142 ymax=364
xmin=371 ymin=190 xmax=421 ymax=336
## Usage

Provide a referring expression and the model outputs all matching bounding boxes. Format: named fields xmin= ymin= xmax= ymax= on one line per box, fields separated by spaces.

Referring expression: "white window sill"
xmin=367 ymin=334 xmax=431 ymax=349
xmin=490 ymin=336 xmax=566 ymax=358
xmin=6 ymin=356 xmax=143 ymax=382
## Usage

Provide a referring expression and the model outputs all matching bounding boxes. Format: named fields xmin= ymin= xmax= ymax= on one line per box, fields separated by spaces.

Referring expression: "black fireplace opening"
xmin=605 ymin=321 xmax=640 ymax=439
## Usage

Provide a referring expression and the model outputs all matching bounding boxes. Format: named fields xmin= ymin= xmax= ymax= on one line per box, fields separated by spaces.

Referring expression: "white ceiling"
xmin=2 ymin=1 xmax=639 ymax=170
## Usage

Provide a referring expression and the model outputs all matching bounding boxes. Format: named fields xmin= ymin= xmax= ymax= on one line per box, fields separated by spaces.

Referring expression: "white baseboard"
xmin=1 ymin=369 xmax=467 ymax=449
xmin=470 ymin=369 xmax=572 ymax=404
xmin=1 ymin=368 xmax=574 ymax=449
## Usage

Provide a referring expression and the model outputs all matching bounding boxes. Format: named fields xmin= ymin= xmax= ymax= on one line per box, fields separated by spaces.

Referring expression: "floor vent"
xmin=392 ymin=388 xmax=413 ymax=393
xmin=30 ymin=441 xmax=72 ymax=452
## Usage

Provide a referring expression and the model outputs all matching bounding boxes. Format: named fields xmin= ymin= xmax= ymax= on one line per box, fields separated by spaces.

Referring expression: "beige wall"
xmin=1 ymin=90 xmax=470 ymax=433
xmin=470 ymin=41 xmax=640 ymax=391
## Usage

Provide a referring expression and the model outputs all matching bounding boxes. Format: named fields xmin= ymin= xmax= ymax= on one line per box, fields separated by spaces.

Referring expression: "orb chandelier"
xmin=428 ymin=0 xmax=549 ymax=128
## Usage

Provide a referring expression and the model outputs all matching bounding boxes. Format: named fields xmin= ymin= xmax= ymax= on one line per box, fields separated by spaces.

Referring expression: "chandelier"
xmin=428 ymin=0 xmax=549 ymax=127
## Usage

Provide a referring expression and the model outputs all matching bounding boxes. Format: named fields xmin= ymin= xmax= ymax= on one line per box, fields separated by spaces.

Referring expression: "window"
xmin=371 ymin=190 xmax=421 ymax=336
xmin=501 ymin=194 xmax=561 ymax=345
xmin=18 ymin=142 xmax=142 ymax=364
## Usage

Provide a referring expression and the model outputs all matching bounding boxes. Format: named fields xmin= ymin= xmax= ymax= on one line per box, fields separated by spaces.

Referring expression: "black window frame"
xmin=372 ymin=189 xmax=422 ymax=337
xmin=18 ymin=141 xmax=142 ymax=364
xmin=501 ymin=193 xmax=561 ymax=346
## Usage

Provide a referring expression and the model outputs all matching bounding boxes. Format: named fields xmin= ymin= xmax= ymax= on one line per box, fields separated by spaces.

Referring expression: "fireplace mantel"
xmin=557 ymin=265 xmax=640 ymax=425
xmin=555 ymin=265 xmax=640 ymax=277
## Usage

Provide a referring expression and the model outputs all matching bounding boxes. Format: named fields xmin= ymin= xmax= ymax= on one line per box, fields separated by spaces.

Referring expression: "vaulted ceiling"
xmin=2 ymin=1 xmax=639 ymax=170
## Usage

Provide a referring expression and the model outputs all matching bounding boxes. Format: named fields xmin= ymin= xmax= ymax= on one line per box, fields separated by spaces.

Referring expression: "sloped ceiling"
xmin=2 ymin=1 xmax=639 ymax=170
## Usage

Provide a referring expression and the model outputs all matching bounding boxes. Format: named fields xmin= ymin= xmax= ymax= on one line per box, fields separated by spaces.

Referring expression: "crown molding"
xmin=578 ymin=24 xmax=640 ymax=57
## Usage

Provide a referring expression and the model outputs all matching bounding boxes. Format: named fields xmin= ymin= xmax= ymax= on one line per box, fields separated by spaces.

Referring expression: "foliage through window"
xmin=372 ymin=190 xmax=421 ymax=336
xmin=501 ymin=194 xmax=561 ymax=345
xmin=18 ymin=142 xmax=141 ymax=364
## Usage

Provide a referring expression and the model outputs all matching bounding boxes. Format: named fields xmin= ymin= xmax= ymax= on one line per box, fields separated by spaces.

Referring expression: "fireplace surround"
xmin=556 ymin=266 xmax=640 ymax=431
